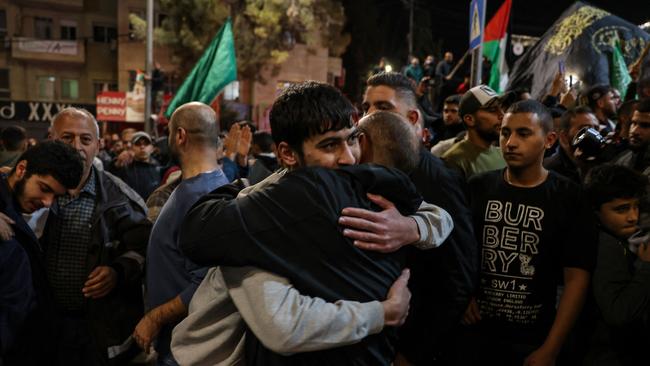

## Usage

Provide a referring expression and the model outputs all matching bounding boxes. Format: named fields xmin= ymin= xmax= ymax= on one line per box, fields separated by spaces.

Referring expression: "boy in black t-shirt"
xmin=583 ymin=164 xmax=650 ymax=366
xmin=462 ymin=100 xmax=596 ymax=365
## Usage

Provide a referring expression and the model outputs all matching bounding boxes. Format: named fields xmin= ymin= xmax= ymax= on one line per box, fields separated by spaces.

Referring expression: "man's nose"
xmin=338 ymin=144 xmax=356 ymax=166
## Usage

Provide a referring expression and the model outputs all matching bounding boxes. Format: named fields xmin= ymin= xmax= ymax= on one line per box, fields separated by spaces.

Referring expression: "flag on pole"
xmin=482 ymin=0 xmax=511 ymax=93
xmin=610 ymin=39 xmax=632 ymax=100
xmin=165 ymin=18 xmax=237 ymax=118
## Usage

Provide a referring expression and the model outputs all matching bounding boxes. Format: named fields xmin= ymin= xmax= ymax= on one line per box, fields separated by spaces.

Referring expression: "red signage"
xmin=96 ymin=91 xmax=126 ymax=121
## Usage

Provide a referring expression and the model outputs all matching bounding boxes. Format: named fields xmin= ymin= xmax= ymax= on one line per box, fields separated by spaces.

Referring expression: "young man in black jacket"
xmin=179 ymin=83 xmax=452 ymax=365
xmin=0 ymin=141 xmax=84 ymax=366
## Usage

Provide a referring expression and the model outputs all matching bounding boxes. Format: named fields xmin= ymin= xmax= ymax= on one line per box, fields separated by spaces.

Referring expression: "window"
xmin=93 ymin=81 xmax=118 ymax=96
xmin=93 ymin=24 xmax=117 ymax=43
xmin=62 ymin=79 xmax=78 ymax=100
xmin=223 ymin=81 xmax=240 ymax=101
xmin=60 ymin=20 xmax=77 ymax=40
xmin=38 ymin=76 xmax=56 ymax=100
xmin=34 ymin=17 xmax=53 ymax=39
xmin=0 ymin=69 xmax=9 ymax=99
xmin=0 ymin=10 xmax=6 ymax=38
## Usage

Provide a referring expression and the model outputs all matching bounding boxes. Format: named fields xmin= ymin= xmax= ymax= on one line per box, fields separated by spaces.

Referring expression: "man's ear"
xmin=358 ymin=132 xmax=372 ymax=164
xmin=406 ymin=110 xmax=419 ymax=126
xmin=463 ymin=114 xmax=475 ymax=128
xmin=276 ymin=142 xmax=299 ymax=168
xmin=14 ymin=160 xmax=27 ymax=180
xmin=176 ymin=127 xmax=187 ymax=146
xmin=545 ymin=131 xmax=558 ymax=149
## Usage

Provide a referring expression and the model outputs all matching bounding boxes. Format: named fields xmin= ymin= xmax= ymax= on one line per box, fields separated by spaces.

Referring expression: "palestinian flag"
xmin=483 ymin=0 xmax=512 ymax=93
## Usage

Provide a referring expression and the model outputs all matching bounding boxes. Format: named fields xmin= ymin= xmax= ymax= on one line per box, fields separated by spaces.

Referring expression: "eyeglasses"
xmin=134 ymin=140 xmax=151 ymax=147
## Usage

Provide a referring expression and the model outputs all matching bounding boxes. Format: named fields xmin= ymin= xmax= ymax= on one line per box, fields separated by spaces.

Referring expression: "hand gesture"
xmin=133 ymin=312 xmax=162 ymax=354
xmin=339 ymin=193 xmax=419 ymax=253
xmin=382 ymin=269 xmax=411 ymax=327
xmin=82 ymin=266 xmax=118 ymax=299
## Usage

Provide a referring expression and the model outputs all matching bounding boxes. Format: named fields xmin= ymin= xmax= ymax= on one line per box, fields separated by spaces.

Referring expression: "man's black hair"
xmin=252 ymin=131 xmax=275 ymax=153
xmin=444 ymin=94 xmax=461 ymax=105
xmin=13 ymin=140 xmax=84 ymax=189
xmin=636 ymin=98 xmax=650 ymax=114
xmin=559 ymin=106 xmax=594 ymax=131
xmin=585 ymin=84 xmax=612 ymax=110
xmin=584 ymin=164 xmax=647 ymax=210
xmin=1 ymin=126 xmax=27 ymax=151
xmin=366 ymin=72 xmax=418 ymax=108
xmin=506 ymin=99 xmax=554 ymax=133
xmin=270 ymin=81 xmax=355 ymax=154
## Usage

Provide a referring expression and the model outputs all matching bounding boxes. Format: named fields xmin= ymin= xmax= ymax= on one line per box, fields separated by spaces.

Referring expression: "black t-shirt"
xmin=468 ymin=169 xmax=596 ymax=344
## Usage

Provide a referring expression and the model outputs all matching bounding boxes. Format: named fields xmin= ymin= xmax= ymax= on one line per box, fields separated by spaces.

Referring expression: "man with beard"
xmin=442 ymin=85 xmax=506 ymax=180
xmin=543 ymin=107 xmax=599 ymax=184
xmin=586 ymin=85 xmax=618 ymax=135
xmin=132 ymin=102 xmax=229 ymax=365
xmin=1 ymin=141 xmax=84 ymax=366
xmin=613 ymin=98 xmax=650 ymax=227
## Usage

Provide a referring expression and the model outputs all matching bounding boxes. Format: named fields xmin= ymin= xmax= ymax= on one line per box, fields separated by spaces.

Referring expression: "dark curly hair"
xmin=270 ymin=81 xmax=355 ymax=155
xmin=584 ymin=164 xmax=647 ymax=209
xmin=13 ymin=140 xmax=84 ymax=189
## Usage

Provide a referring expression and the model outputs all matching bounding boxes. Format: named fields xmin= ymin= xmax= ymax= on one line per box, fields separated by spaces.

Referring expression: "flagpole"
xmin=145 ymin=0 xmax=154 ymax=134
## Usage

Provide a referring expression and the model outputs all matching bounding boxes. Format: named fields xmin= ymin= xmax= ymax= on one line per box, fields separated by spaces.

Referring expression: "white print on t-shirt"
xmin=478 ymin=200 xmax=544 ymax=325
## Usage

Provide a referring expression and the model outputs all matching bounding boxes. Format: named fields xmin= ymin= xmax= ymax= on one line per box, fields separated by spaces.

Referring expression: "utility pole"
xmin=144 ymin=0 xmax=154 ymax=134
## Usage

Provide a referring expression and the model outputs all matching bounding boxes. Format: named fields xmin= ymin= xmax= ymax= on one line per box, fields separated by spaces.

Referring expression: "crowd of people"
xmin=1 ymin=61 xmax=650 ymax=366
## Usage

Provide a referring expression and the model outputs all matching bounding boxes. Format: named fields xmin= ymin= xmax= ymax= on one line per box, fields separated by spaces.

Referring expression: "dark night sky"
xmin=340 ymin=0 xmax=649 ymax=100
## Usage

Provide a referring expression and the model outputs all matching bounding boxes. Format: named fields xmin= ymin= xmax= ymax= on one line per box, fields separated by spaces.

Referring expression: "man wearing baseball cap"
xmin=441 ymin=85 xmax=506 ymax=179
xmin=109 ymin=131 xmax=162 ymax=199
xmin=585 ymin=84 xmax=617 ymax=135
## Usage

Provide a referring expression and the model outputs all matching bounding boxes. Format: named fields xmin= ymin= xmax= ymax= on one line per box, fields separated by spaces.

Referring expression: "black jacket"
xmin=397 ymin=149 xmax=479 ymax=364
xmin=0 ymin=176 xmax=56 ymax=366
xmin=543 ymin=148 xmax=581 ymax=184
xmin=180 ymin=165 xmax=422 ymax=365
xmin=42 ymin=170 xmax=151 ymax=363
xmin=110 ymin=159 xmax=162 ymax=200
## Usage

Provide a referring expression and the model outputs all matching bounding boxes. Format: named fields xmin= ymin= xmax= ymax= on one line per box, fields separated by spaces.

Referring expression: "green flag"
xmin=610 ymin=39 xmax=632 ymax=100
xmin=165 ymin=18 xmax=237 ymax=118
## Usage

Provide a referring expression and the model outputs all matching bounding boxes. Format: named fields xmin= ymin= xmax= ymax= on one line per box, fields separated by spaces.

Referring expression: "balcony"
xmin=12 ymin=37 xmax=85 ymax=64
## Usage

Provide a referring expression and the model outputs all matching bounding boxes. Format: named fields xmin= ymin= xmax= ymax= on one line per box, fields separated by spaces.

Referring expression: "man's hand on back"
xmin=339 ymin=193 xmax=419 ymax=253
xmin=382 ymin=269 xmax=411 ymax=327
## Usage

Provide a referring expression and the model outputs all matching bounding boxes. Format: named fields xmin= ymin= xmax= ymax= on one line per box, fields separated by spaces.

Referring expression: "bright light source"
xmin=564 ymin=73 xmax=579 ymax=87
xmin=385 ymin=64 xmax=393 ymax=73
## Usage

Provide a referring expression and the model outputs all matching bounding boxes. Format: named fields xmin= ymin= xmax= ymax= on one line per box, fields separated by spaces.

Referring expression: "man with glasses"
xmin=441 ymin=85 xmax=507 ymax=180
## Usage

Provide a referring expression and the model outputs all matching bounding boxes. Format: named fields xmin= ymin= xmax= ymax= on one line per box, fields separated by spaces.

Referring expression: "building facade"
xmin=1 ymin=0 xmax=343 ymax=136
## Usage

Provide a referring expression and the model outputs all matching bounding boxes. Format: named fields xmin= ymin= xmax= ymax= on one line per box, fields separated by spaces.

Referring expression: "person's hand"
xmin=523 ymin=345 xmax=557 ymax=366
xmin=82 ymin=266 xmax=118 ymax=299
xmin=133 ymin=311 xmax=162 ymax=354
xmin=339 ymin=193 xmax=419 ymax=253
xmin=0 ymin=166 xmax=11 ymax=174
xmin=549 ymin=71 xmax=566 ymax=97
xmin=461 ymin=297 xmax=481 ymax=325
xmin=638 ymin=242 xmax=650 ymax=262
xmin=0 ymin=212 xmax=15 ymax=241
xmin=382 ymin=269 xmax=411 ymax=327
xmin=114 ymin=150 xmax=134 ymax=168
xmin=560 ymin=89 xmax=577 ymax=108
xmin=223 ymin=123 xmax=241 ymax=160
xmin=238 ymin=125 xmax=252 ymax=156
xmin=629 ymin=62 xmax=641 ymax=81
